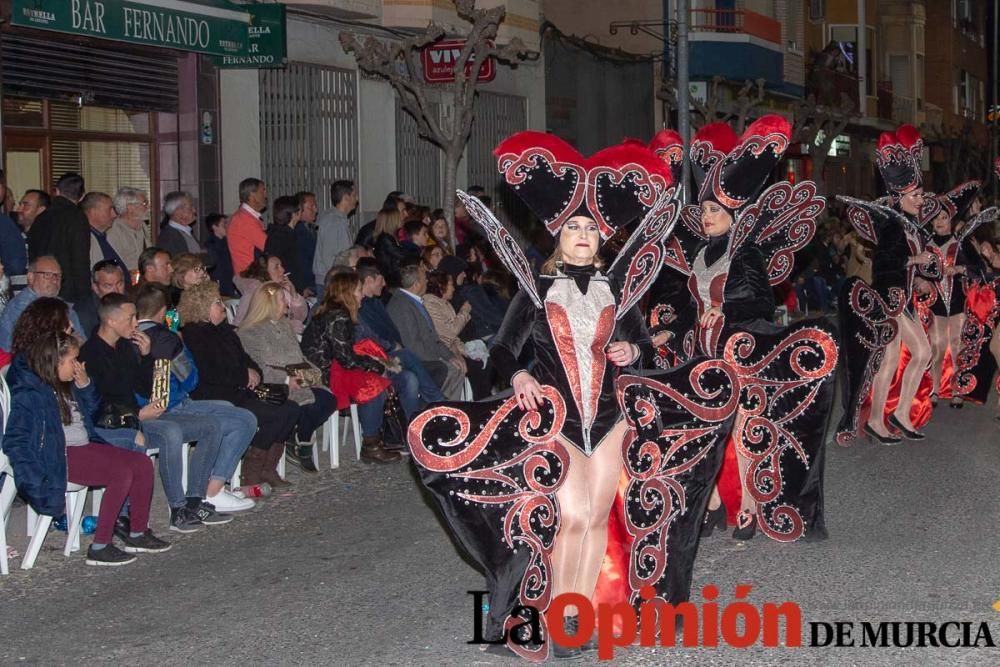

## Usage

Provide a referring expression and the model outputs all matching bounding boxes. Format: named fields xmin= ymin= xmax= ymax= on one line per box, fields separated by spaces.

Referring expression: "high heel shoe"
xmin=732 ymin=510 xmax=757 ymax=540
xmin=930 ymin=393 xmax=938 ymax=408
xmin=700 ymin=504 xmax=727 ymax=537
xmin=566 ymin=615 xmax=597 ymax=652
xmin=551 ymin=616 xmax=583 ymax=660
xmin=863 ymin=423 xmax=901 ymax=445
xmin=887 ymin=414 xmax=925 ymax=440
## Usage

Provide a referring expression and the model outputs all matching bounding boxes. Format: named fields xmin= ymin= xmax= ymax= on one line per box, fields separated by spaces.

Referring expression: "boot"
xmin=360 ymin=434 xmax=402 ymax=464
xmin=260 ymin=443 xmax=292 ymax=488
xmin=240 ymin=447 xmax=269 ymax=486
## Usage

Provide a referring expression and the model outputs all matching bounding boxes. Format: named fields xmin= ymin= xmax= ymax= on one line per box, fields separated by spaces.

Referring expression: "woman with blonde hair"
xmin=180 ymin=281 xmax=299 ymax=487
xmin=238 ymin=282 xmax=335 ymax=470
xmin=373 ymin=208 xmax=406 ymax=286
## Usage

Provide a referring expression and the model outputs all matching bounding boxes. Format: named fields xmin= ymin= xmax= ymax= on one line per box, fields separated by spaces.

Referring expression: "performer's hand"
xmin=606 ymin=342 xmax=638 ymax=367
xmin=512 ymin=371 xmax=543 ymax=412
xmin=700 ymin=306 xmax=723 ymax=329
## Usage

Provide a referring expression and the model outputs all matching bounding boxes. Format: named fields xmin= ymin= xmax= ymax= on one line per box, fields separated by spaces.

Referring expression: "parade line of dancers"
xmin=405 ymin=119 xmax=1000 ymax=660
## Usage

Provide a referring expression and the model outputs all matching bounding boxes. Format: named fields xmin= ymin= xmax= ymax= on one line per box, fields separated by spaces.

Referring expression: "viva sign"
xmin=12 ymin=0 xmax=286 ymax=68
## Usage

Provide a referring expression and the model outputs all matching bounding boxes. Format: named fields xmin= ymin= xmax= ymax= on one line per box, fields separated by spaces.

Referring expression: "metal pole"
xmin=857 ymin=0 xmax=866 ymax=119
xmin=993 ymin=0 xmax=998 ymax=199
xmin=677 ymin=0 xmax=690 ymax=203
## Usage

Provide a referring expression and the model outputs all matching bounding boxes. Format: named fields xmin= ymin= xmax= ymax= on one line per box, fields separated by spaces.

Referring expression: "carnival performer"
xmin=918 ymin=183 xmax=986 ymax=409
xmin=837 ymin=125 xmax=940 ymax=444
xmin=653 ymin=116 xmax=838 ymax=542
xmin=407 ymin=133 xmax=739 ymax=660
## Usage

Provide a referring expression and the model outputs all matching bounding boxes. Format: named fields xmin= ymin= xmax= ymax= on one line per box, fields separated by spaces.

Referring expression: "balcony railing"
xmin=893 ymin=96 xmax=915 ymax=125
xmin=876 ymin=81 xmax=894 ymax=120
xmin=690 ymin=9 xmax=782 ymax=45
xmin=805 ymin=65 xmax=860 ymax=111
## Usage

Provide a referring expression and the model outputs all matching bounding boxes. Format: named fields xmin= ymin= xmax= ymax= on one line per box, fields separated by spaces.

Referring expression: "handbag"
xmin=271 ymin=362 xmax=322 ymax=388
xmin=381 ymin=386 xmax=407 ymax=448
xmin=96 ymin=403 xmax=141 ymax=430
xmin=252 ymin=382 xmax=290 ymax=406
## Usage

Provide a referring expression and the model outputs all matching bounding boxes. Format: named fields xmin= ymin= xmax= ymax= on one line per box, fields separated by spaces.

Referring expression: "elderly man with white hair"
xmin=107 ymin=187 xmax=150 ymax=273
xmin=158 ymin=191 xmax=204 ymax=257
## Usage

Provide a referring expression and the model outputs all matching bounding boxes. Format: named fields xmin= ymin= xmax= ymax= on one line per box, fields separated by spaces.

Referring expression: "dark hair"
xmin=98 ymin=292 xmax=132 ymax=322
xmin=11 ymin=297 xmax=70 ymax=355
xmin=382 ymin=191 xmax=403 ymax=210
xmin=91 ymin=259 xmax=124 ymax=282
xmin=425 ymin=270 xmax=452 ymax=298
xmin=24 ymin=189 xmax=52 ymax=208
xmin=477 ymin=194 xmax=493 ymax=208
xmin=295 ymin=191 xmax=316 ymax=206
xmin=272 ymin=195 xmax=299 ymax=227
xmin=481 ymin=270 xmax=511 ymax=299
xmin=403 ymin=220 xmax=426 ymax=239
xmin=356 ymin=257 xmax=382 ymax=283
xmin=56 ymin=172 xmax=86 ymax=201
xmin=239 ymin=178 xmax=264 ymax=204
xmin=466 ymin=185 xmax=486 ymax=197
xmin=240 ymin=253 xmax=274 ymax=281
xmin=26 ymin=330 xmax=80 ymax=424
xmin=331 ymin=180 xmax=355 ymax=206
xmin=134 ymin=282 xmax=169 ymax=319
xmin=431 ymin=208 xmax=446 ymax=222
xmin=206 ymin=213 xmax=227 ymax=229
xmin=466 ymin=261 xmax=484 ymax=283
xmin=138 ymin=246 xmax=169 ymax=275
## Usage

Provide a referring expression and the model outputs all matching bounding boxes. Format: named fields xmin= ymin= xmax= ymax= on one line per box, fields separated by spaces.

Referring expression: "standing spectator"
xmin=3 ymin=330 xmax=171 ymax=566
xmin=0 ymin=257 xmax=84 ymax=350
xmin=26 ymin=172 xmax=90 ymax=304
xmin=238 ymin=283 xmax=336 ymax=471
xmin=15 ymin=189 xmax=50 ymax=235
xmin=228 ymin=178 xmax=269 ymax=274
xmin=0 ymin=178 xmax=26 ymax=296
xmin=373 ymin=208 xmax=406 ymax=287
xmin=74 ymin=260 xmax=126 ymax=339
xmin=355 ymin=192 xmax=406 ymax=250
xmin=158 ymin=191 xmax=203 ymax=257
xmin=265 ymin=195 xmax=309 ymax=294
xmin=83 ymin=192 xmax=130 ymax=285
xmin=205 ymin=214 xmax=237 ymax=297
xmin=294 ymin=191 xmax=319 ymax=297
xmin=107 ymin=187 xmax=149 ymax=275
xmin=313 ymin=180 xmax=357 ymax=292
xmin=0 ymin=168 xmax=13 ymax=213
xmin=429 ymin=209 xmax=454 ymax=254
xmin=233 ymin=254 xmax=308 ymax=332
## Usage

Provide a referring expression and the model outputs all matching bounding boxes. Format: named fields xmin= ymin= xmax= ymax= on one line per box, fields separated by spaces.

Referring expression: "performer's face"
xmin=932 ymin=211 xmax=952 ymax=235
xmin=560 ymin=216 xmax=600 ymax=265
xmin=898 ymin=188 xmax=925 ymax=215
xmin=701 ymin=201 xmax=733 ymax=237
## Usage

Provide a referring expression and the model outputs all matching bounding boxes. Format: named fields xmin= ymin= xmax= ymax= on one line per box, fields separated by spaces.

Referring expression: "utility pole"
xmin=677 ymin=0 xmax=690 ymax=203
xmin=993 ymin=0 xmax=998 ymax=198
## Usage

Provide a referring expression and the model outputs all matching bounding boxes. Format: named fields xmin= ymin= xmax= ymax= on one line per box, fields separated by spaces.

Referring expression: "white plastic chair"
xmin=321 ymin=404 xmax=362 ymax=469
xmin=1 ymin=451 xmax=16 ymax=575
xmin=22 ymin=482 xmax=92 ymax=569
xmin=462 ymin=378 xmax=474 ymax=401
xmin=224 ymin=299 xmax=240 ymax=325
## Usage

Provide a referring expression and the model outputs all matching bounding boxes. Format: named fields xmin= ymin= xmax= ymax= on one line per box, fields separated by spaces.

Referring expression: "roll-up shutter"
xmin=0 ymin=32 xmax=179 ymax=112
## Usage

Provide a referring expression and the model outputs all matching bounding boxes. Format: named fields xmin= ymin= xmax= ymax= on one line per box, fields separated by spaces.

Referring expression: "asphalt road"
xmin=3 ymin=396 xmax=1000 ymax=666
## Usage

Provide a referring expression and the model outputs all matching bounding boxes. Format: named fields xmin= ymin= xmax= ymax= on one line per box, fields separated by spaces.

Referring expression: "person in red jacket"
xmin=227 ymin=178 xmax=269 ymax=274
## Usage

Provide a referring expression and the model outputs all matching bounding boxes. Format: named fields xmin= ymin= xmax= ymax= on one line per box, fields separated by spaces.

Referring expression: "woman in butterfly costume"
xmin=650 ymin=116 xmax=838 ymax=542
xmin=407 ymin=133 xmax=739 ymax=660
xmin=837 ymin=125 xmax=960 ymax=445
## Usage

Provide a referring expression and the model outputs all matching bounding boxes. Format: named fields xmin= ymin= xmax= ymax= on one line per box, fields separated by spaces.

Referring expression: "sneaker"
xmin=122 ymin=530 xmax=172 ymax=554
xmin=195 ymin=501 xmax=235 ymax=525
xmin=113 ymin=516 xmax=131 ymax=541
xmin=169 ymin=507 xmax=204 ymax=534
xmin=205 ymin=490 xmax=255 ymax=513
xmin=85 ymin=544 xmax=137 ymax=567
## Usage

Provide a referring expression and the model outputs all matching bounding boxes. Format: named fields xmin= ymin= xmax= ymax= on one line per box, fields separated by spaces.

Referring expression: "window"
xmin=809 ymin=0 xmax=825 ymax=22
xmin=955 ymin=70 xmax=981 ymax=119
xmin=828 ymin=25 xmax=876 ymax=96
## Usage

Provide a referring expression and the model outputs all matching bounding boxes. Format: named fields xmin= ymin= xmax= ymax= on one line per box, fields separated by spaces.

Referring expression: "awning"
xmin=10 ymin=0 xmax=286 ymax=67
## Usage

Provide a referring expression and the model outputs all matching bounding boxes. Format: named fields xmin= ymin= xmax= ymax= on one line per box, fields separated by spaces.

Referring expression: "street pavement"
xmin=3 ymin=396 xmax=1000 ymax=666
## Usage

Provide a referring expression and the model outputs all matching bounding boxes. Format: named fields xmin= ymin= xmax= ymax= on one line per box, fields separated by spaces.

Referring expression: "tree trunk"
xmin=811 ymin=151 xmax=828 ymax=196
xmin=442 ymin=147 xmax=461 ymax=242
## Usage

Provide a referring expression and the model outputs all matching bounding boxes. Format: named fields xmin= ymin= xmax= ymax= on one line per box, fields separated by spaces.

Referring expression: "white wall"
xmin=219 ymin=69 xmax=261 ymax=213
xmin=358 ymin=78 xmax=397 ymax=220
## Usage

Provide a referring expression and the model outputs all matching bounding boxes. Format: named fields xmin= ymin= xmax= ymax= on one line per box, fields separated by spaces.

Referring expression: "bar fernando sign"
xmin=11 ymin=0 xmax=285 ymax=67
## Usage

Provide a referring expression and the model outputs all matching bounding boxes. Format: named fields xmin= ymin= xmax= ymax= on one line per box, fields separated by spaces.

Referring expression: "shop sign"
xmin=12 ymin=0 xmax=285 ymax=67
xmin=422 ymin=39 xmax=495 ymax=84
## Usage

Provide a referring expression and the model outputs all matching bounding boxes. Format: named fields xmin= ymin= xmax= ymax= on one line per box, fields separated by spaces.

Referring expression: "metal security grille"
xmin=259 ymin=62 xmax=359 ymax=221
xmin=467 ymin=92 xmax=527 ymax=216
xmin=395 ymin=99 xmax=441 ymax=206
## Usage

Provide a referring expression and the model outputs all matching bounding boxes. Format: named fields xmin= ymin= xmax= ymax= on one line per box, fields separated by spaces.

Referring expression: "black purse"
xmin=381 ymin=386 xmax=408 ymax=448
xmin=253 ymin=383 xmax=290 ymax=406
xmin=96 ymin=403 xmax=141 ymax=430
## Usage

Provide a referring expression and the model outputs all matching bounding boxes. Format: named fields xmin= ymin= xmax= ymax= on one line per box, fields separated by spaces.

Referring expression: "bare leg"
xmin=928 ymin=315 xmax=948 ymax=396
xmin=946 ymin=313 xmax=965 ymax=403
xmin=893 ymin=313 xmax=932 ymax=430
xmin=706 ymin=485 xmax=722 ymax=511
xmin=991 ymin=333 xmax=1000 ymax=410
xmin=735 ymin=445 xmax=756 ymax=514
xmin=868 ymin=325 xmax=902 ymax=437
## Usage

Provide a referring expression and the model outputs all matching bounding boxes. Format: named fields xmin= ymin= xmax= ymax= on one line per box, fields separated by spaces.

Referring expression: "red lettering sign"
xmin=421 ymin=38 xmax=495 ymax=84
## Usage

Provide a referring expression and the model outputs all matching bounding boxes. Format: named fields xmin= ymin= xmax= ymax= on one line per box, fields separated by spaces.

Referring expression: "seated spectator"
xmin=180 ymin=281 xmax=298 ymax=487
xmin=83 ymin=192 xmax=130 ymax=286
xmin=386 ymin=259 xmax=466 ymax=400
xmin=169 ymin=252 xmax=209 ymax=309
xmin=133 ymin=283 xmax=257 ymax=513
xmin=238 ymin=282 xmax=336 ymax=471
xmin=3 ymin=330 xmax=170 ymax=566
xmin=451 ymin=260 xmax=505 ymax=341
xmin=429 ymin=210 xmax=454 ymax=255
xmin=233 ymin=254 xmax=308 ymax=332
xmin=481 ymin=269 xmax=513 ymax=311
xmin=423 ymin=270 xmax=495 ymax=399
xmin=108 ymin=187 xmax=149 ymax=276
xmin=136 ymin=246 xmax=174 ymax=290
xmin=80 ymin=293 xmax=229 ymax=533
xmin=0 ymin=258 xmax=10 ymax=316
xmin=158 ymin=191 xmax=204 ymax=257
xmin=373 ymin=208 xmax=406 ymax=287
xmin=0 ymin=256 xmax=84 ymax=350
xmin=75 ymin=260 xmax=127 ymax=339
xmin=400 ymin=220 xmax=429 ymax=258
xmin=205 ymin=213 xmax=237 ymax=297
xmin=333 ymin=245 xmax=369 ymax=271
xmin=302 ymin=271 xmax=412 ymax=463
xmin=265 ymin=195 xmax=310 ymax=295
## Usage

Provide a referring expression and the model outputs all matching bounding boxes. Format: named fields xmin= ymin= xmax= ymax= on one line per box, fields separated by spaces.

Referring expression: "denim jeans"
xmin=162 ymin=399 xmax=256 ymax=494
xmin=296 ymin=389 xmax=336 ymax=442
xmin=390 ymin=370 xmax=420 ymax=417
xmin=97 ymin=422 xmax=188 ymax=509
xmin=357 ymin=392 xmax=386 ymax=437
xmin=396 ymin=348 xmax=445 ymax=403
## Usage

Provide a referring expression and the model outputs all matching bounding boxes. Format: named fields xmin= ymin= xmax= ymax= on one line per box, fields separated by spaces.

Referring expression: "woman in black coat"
xmin=264 ymin=196 xmax=310 ymax=294
xmin=179 ymin=280 xmax=299 ymax=487
xmin=372 ymin=209 xmax=406 ymax=287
